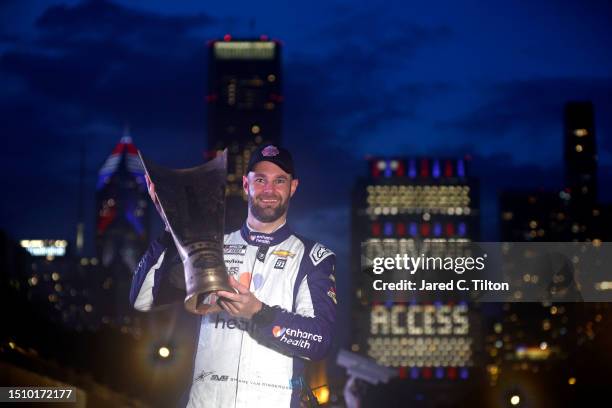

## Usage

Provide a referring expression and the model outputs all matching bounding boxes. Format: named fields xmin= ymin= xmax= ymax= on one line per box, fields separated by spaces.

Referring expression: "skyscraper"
xmin=96 ymin=132 xmax=149 ymax=317
xmin=500 ymin=102 xmax=606 ymax=243
xmin=495 ymin=102 xmax=612 ymax=404
xmin=564 ymin=102 xmax=597 ymax=205
xmin=207 ymin=36 xmax=283 ymax=231
xmin=351 ymin=157 xmax=482 ymax=405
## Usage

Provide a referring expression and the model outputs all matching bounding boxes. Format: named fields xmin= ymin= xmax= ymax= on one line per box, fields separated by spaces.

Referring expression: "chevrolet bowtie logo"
xmin=272 ymin=250 xmax=296 ymax=258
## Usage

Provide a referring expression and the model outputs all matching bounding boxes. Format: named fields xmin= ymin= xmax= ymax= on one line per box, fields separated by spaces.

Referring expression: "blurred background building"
xmin=349 ymin=156 xmax=484 ymax=406
xmin=206 ymin=36 xmax=283 ymax=231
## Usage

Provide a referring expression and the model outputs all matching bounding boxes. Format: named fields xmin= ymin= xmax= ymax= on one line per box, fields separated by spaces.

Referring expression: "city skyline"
xmin=2 ymin=0 xmax=612 ymax=250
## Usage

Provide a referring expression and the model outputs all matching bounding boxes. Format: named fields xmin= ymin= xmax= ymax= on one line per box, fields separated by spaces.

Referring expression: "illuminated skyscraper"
xmin=495 ymin=102 xmax=612 ymax=403
xmin=207 ymin=36 xmax=283 ymax=231
xmin=564 ymin=102 xmax=597 ymax=205
xmin=351 ymin=157 xmax=482 ymax=404
xmin=500 ymin=102 xmax=606 ymax=243
xmin=95 ymin=132 xmax=149 ymax=317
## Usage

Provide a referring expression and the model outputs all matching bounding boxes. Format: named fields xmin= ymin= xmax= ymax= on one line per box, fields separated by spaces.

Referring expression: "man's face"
xmin=243 ymin=161 xmax=299 ymax=223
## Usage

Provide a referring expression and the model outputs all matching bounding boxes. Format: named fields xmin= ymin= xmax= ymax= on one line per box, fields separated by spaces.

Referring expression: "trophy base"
xmin=184 ymin=277 xmax=233 ymax=315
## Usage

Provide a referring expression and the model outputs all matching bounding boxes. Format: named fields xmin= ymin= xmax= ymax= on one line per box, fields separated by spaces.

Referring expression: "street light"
xmin=158 ymin=346 xmax=171 ymax=359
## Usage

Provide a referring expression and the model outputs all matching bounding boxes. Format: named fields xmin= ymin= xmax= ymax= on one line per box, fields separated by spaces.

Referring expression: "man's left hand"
xmin=217 ymin=276 xmax=263 ymax=320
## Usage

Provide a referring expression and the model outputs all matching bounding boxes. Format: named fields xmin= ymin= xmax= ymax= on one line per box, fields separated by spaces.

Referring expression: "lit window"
xmin=573 ymin=129 xmax=588 ymax=137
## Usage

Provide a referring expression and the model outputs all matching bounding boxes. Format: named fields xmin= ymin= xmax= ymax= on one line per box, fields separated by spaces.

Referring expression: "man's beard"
xmin=248 ymin=193 xmax=289 ymax=223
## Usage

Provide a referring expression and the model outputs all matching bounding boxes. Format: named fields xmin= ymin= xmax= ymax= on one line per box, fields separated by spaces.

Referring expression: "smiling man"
xmin=130 ymin=144 xmax=337 ymax=408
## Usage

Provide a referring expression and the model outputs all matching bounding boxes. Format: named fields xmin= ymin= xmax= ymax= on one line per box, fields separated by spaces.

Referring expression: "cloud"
xmin=444 ymin=77 xmax=612 ymax=160
xmin=0 ymin=0 xmax=222 ymax=239
xmin=35 ymin=0 xmax=216 ymax=51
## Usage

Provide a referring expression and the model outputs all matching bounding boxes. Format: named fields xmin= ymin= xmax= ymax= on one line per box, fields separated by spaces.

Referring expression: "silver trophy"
xmin=138 ymin=150 xmax=232 ymax=315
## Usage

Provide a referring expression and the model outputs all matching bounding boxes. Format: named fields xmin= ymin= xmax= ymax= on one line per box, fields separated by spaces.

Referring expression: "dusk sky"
xmin=2 ymin=0 xmax=612 ymax=279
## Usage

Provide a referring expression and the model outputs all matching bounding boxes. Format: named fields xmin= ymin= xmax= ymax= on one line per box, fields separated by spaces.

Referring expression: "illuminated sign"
xmin=366 ymin=184 xmax=471 ymax=215
xmin=20 ymin=240 xmax=67 ymax=257
xmin=214 ymin=42 xmax=276 ymax=60
xmin=367 ymin=304 xmax=472 ymax=368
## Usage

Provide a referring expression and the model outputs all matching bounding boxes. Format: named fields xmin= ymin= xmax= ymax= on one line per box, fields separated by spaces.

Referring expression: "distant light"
xmin=568 ymin=377 xmax=576 ymax=385
xmin=51 ymin=272 xmax=60 ymax=281
xmin=383 ymin=222 xmax=393 ymax=237
xmin=384 ymin=160 xmax=392 ymax=178
xmin=574 ymin=128 xmax=588 ymax=137
xmin=575 ymin=144 xmax=583 ymax=153
xmin=267 ymin=74 xmax=276 ymax=82
xmin=458 ymin=222 xmax=467 ymax=237
xmin=510 ymin=395 xmax=520 ymax=406
xmin=9 ymin=341 xmax=15 ymax=349
xmin=223 ymin=34 xmax=232 ymax=41
xmin=158 ymin=346 xmax=171 ymax=358
xmin=408 ymin=159 xmax=417 ymax=178
xmin=314 ymin=385 xmax=329 ymax=404
xmin=20 ymin=240 xmax=67 ymax=257
xmin=595 ymin=281 xmax=612 ymax=291
xmin=84 ymin=304 xmax=93 ymax=313
xmin=251 ymin=125 xmax=261 ymax=134
xmin=457 ymin=159 xmax=465 ymax=177
xmin=432 ymin=159 xmax=441 ymax=178
xmin=539 ymin=342 xmax=548 ymax=350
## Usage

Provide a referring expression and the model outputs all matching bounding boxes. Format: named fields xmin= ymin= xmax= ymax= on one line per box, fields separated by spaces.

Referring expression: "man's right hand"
xmin=145 ymin=173 xmax=170 ymax=232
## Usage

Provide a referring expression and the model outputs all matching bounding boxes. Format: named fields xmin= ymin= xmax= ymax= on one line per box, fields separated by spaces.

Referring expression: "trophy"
xmin=138 ymin=150 xmax=232 ymax=315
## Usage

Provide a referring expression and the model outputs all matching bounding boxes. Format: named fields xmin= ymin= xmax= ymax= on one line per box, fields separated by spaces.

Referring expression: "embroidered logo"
xmin=262 ymin=145 xmax=280 ymax=157
xmin=249 ymin=234 xmax=273 ymax=245
xmin=272 ymin=326 xmax=286 ymax=338
xmin=327 ymin=286 xmax=337 ymax=304
xmin=309 ymin=243 xmax=334 ymax=266
xmin=224 ymin=244 xmax=247 ymax=255
xmin=272 ymin=250 xmax=296 ymax=258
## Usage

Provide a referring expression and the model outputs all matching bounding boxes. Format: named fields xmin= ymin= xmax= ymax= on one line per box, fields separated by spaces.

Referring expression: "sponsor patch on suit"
xmin=224 ymin=244 xmax=247 ymax=256
xmin=309 ymin=243 xmax=334 ymax=266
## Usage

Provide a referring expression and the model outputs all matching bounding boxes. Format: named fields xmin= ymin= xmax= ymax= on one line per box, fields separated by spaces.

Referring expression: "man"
xmin=129 ymin=145 xmax=337 ymax=407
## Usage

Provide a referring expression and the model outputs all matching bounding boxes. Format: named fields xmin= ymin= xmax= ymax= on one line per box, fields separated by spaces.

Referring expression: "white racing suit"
xmin=130 ymin=222 xmax=337 ymax=407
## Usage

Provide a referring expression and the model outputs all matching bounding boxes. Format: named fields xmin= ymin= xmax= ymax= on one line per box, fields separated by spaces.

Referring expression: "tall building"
xmin=207 ymin=36 xmax=283 ymax=231
xmin=494 ymin=102 xmax=612 ymax=406
xmin=350 ymin=157 xmax=482 ymax=405
xmin=95 ymin=132 xmax=149 ymax=318
xmin=500 ymin=102 xmax=607 ymax=243
xmin=564 ymin=102 xmax=597 ymax=205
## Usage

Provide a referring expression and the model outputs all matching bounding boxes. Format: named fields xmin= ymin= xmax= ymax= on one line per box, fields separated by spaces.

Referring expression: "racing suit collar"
xmin=240 ymin=221 xmax=293 ymax=246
